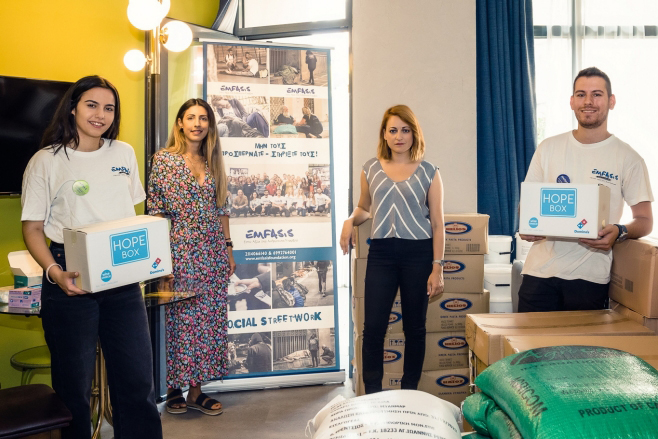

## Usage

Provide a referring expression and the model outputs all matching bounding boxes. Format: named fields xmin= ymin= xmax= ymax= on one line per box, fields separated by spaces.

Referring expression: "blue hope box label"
xmin=110 ymin=228 xmax=150 ymax=266
xmin=540 ymin=188 xmax=577 ymax=218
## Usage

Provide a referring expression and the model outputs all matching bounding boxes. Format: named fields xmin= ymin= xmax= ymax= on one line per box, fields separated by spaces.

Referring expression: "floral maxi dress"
xmin=147 ymin=150 xmax=230 ymax=387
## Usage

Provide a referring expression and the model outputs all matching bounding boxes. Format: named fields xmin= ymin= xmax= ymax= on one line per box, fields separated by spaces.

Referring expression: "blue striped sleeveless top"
xmin=363 ymin=157 xmax=438 ymax=240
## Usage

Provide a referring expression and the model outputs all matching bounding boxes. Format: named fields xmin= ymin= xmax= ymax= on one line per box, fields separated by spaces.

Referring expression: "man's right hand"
xmin=519 ymin=234 xmax=545 ymax=242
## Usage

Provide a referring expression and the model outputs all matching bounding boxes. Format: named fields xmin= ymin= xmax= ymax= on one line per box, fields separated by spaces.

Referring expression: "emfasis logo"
xmin=111 ymin=166 xmax=131 ymax=176
xmin=591 ymin=169 xmax=618 ymax=181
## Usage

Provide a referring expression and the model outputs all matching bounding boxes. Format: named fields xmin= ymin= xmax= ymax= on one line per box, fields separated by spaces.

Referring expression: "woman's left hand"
xmin=228 ymin=252 xmax=236 ymax=277
xmin=427 ymin=268 xmax=444 ymax=298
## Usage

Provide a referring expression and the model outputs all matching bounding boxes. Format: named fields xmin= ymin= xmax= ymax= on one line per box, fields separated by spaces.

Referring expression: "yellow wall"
xmin=0 ymin=0 xmax=219 ymax=388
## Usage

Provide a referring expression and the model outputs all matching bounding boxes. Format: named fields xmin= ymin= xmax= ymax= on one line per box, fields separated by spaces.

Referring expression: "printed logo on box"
xmin=110 ymin=228 xmax=150 ymax=266
xmin=101 ymin=270 xmax=112 ymax=282
xmin=440 ymin=298 xmax=473 ymax=312
xmin=436 ymin=374 xmax=469 ymax=388
xmin=389 ymin=312 xmax=402 ymax=324
xmin=388 ymin=378 xmax=402 ymax=386
xmin=444 ymin=222 xmax=472 ymax=234
xmin=540 ymin=188 xmax=577 ymax=218
xmin=577 ymin=219 xmax=588 ymax=229
xmin=387 ymin=338 xmax=405 ymax=347
xmin=443 ymin=261 xmax=465 ymax=273
xmin=529 ymin=217 xmax=538 ymax=228
xmin=438 ymin=336 xmax=467 ymax=350
xmin=383 ymin=349 xmax=403 ymax=363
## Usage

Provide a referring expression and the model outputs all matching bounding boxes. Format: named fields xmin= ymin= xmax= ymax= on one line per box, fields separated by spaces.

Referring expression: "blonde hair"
xmin=377 ymin=105 xmax=425 ymax=162
xmin=165 ymin=99 xmax=228 ymax=207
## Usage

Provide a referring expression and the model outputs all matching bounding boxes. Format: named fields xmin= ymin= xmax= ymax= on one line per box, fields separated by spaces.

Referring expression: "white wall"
xmin=351 ymin=0 xmax=477 ymax=212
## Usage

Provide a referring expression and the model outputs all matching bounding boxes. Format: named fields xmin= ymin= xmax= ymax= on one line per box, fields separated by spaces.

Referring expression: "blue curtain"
xmin=476 ymin=0 xmax=537 ymax=237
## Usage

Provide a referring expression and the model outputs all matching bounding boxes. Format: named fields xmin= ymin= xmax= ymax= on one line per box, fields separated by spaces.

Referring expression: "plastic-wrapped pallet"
xmin=463 ymin=345 xmax=658 ymax=439
xmin=306 ymin=390 xmax=462 ymax=439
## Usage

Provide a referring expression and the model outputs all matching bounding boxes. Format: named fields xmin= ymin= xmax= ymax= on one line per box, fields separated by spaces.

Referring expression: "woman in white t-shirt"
xmin=21 ymin=76 xmax=162 ymax=439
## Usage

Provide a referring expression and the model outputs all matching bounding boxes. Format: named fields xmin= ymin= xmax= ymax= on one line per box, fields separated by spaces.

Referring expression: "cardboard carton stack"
xmin=464 ymin=310 xmax=655 ymax=388
xmin=608 ymin=237 xmax=658 ymax=333
xmin=351 ymin=214 xmax=490 ymax=406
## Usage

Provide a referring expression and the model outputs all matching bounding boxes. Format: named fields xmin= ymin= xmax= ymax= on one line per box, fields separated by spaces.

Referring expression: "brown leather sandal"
xmin=187 ymin=392 xmax=223 ymax=416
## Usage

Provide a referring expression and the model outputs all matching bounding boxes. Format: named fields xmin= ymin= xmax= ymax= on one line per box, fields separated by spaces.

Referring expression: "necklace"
xmin=183 ymin=153 xmax=206 ymax=183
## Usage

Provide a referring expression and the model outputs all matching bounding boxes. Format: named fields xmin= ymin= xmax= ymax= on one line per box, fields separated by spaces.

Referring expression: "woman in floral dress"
xmin=147 ymin=98 xmax=235 ymax=416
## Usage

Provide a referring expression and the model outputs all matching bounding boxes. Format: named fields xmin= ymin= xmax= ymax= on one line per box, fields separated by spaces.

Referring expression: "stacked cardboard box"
xmin=351 ymin=214 xmax=490 ymax=407
xmin=7 ymin=286 xmax=41 ymax=309
xmin=464 ymin=310 xmax=655 ymax=387
xmin=502 ymin=335 xmax=658 ymax=370
xmin=609 ymin=238 xmax=658 ymax=333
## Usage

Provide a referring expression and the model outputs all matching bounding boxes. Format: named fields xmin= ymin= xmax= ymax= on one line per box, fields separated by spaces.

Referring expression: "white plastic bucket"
xmin=490 ymin=299 xmax=513 ymax=313
xmin=515 ymin=232 xmax=533 ymax=261
xmin=484 ymin=263 xmax=512 ymax=301
xmin=484 ymin=235 xmax=513 ymax=264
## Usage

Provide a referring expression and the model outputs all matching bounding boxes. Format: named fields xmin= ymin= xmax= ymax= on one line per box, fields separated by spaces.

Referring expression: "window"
xmin=534 ymin=0 xmax=658 ymax=230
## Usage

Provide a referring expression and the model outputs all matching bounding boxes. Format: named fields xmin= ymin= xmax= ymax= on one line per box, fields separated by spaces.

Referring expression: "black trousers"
xmin=362 ymin=237 xmax=432 ymax=393
xmin=41 ymin=244 xmax=162 ymax=439
xmin=518 ymin=274 xmax=609 ymax=312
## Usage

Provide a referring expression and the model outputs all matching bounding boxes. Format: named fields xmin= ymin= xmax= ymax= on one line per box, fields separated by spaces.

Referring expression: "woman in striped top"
xmin=340 ymin=105 xmax=445 ymax=394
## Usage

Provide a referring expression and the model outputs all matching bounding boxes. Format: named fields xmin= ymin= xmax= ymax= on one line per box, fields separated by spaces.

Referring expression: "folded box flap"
xmin=7 ymin=250 xmax=43 ymax=276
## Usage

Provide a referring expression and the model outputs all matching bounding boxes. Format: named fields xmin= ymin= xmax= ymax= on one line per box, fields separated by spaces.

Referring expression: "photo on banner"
xmin=204 ymin=41 xmax=338 ymax=378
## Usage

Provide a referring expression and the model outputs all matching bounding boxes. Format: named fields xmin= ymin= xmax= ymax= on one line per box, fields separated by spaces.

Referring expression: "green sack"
xmin=273 ymin=124 xmax=297 ymax=134
xmin=474 ymin=345 xmax=658 ymax=439
xmin=463 ymin=392 xmax=524 ymax=439
xmin=461 ymin=433 xmax=491 ymax=439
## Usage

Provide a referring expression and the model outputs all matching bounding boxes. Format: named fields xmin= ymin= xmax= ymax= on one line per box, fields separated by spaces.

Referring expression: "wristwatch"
xmin=614 ymin=224 xmax=628 ymax=242
xmin=432 ymin=260 xmax=446 ymax=267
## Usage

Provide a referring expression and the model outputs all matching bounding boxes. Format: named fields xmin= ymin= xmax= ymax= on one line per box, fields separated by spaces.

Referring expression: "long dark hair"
xmin=40 ymin=75 xmax=121 ymax=155
xmin=164 ymin=98 xmax=227 ymax=207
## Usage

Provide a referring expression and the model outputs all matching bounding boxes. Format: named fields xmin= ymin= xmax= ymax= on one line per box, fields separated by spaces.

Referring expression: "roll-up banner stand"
xmin=202 ymin=41 xmax=343 ymax=392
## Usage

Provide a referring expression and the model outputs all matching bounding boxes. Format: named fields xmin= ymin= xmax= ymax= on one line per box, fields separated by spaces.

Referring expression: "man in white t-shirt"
xmin=519 ymin=67 xmax=654 ymax=312
xmin=243 ymin=52 xmax=259 ymax=76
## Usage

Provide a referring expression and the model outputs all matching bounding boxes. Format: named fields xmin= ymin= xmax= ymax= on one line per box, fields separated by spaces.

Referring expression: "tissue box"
xmin=519 ymin=182 xmax=610 ymax=239
xmin=63 ymin=215 xmax=172 ymax=293
xmin=8 ymin=251 xmax=43 ymax=288
xmin=8 ymin=287 xmax=41 ymax=309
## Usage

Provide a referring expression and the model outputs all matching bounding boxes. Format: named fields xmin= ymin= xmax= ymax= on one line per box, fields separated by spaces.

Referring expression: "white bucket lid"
xmin=484 ymin=263 xmax=512 ymax=274
xmin=488 ymin=235 xmax=513 ymax=243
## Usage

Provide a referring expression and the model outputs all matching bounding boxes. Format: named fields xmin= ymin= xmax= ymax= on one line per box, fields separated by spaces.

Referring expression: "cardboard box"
xmin=8 ymin=251 xmax=43 ymax=288
xmin=609 ymin=238 xmax=658 ymax=317
xmin=465 ymin=310 xmax=654 ymax=366
xmin=502 ymin=335 xmax=658 ymax=370
xmin=352 ymin=256 xmax=367 ymax=298
xmin=354 ymin=331 xmax=468 ymax=377
xmin=352 ymin=297 xmax=401 ymax=334
xmin=610 ymin=299 xmax=658 ymax=334
xmin=443 ymin=255 xmax=484 ymax=293
xmin=426 ymin=291 xmax=490 ymax=332
xmin=63 ymin=215 xmax=172 ymax=293
xmin=8 ymin=287 xmax=41 ymax=300
xmin=519 ymin=182 xmax=610 ymax=239
xmin=418 ymin=369 xmax=471 ymax=407
xmin=353 ymin=291 xmax=489 ymax=334
xmin=353 ymin=253 xmax=484 ymax=296
xmin=353 ymin=219 xmax=372 ymax=259
xmin=444 ymin=213 xmax=489 ymax=255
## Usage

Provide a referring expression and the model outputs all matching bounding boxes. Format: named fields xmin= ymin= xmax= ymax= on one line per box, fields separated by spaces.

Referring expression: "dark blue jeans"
xmin=41 ymin=243 xmax=162 ymax=439
xmin=518 ymin=274 xmax=609 ymax=312
xmin=362 ymin=238 xmax=432 ymax=393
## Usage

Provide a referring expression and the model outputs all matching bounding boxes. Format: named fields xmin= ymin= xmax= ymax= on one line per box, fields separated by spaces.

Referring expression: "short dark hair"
xmin=573 ymin=67 xmax=612 ymax=96
xmin=41 ymin=75 xmax=121 ymax=156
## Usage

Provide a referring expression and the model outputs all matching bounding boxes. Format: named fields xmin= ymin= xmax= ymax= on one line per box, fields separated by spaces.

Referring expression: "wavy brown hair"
xmin=377 ymin=105 xmax=425 ymax=162
xmin=164 ymin=98 xmax=227 ymax=207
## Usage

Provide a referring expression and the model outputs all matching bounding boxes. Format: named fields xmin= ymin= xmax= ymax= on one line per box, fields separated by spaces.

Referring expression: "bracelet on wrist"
xmin=45 ymin=263 xmax=62 ymax=284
